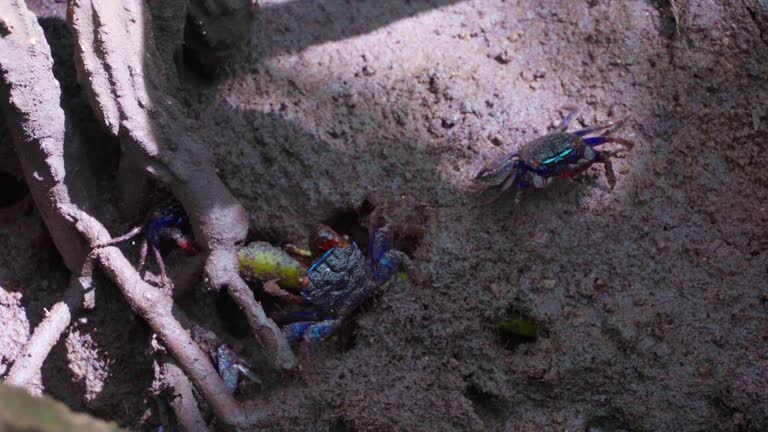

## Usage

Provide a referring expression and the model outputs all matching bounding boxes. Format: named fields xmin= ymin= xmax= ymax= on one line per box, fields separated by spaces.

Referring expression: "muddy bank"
xmin=1 ymin=0 xmax=767 ymax=431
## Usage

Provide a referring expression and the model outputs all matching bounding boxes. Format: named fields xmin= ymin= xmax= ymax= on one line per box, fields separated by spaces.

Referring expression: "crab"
xmin=241 ymin=211 xmax=422 ymax=365
xmin=212 ymin=344 xmax=261 ymax=392
xmin=473 ymin=106 xmax=634 ymax=204
xmin=95 ymin=200 xmax=199 ymax=285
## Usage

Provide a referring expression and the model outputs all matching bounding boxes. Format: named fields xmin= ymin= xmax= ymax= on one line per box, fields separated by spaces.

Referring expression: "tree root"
xmin=0 ymin=1 xmax=286 ymax=429
xmin=152 ymin=348 xmax=208 ymax=432
xmin=66 ymin=0 xmax=295 ymax=372
xmin=5 ymin=266 xmax=92 ymax=389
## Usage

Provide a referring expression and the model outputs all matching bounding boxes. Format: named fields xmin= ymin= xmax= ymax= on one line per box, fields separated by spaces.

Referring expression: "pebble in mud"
xmin=495 ymin=49 xmax=513 ymax=64
xmin=441 ymin=113 xmax=459 ymax=128
xmin=362 ymin=65 xmax=376 ymax=76
xmin=0 ymin=17 xmax=14 ymax=36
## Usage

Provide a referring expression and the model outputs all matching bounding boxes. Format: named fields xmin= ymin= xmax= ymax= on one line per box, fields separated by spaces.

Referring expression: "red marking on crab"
xmin=177 ymin=239 xmax=200 ymax=255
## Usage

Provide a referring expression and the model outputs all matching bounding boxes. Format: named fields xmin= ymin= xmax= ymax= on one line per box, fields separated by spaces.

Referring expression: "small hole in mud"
xmin=330 ymin=418 xmax=356 ymax=432
xmin=321 ymin=201 xmax=424 ymax=257
xmin=237 ymin=202 xmax=425 ymax=354
xmin=464 ymin=384 xmax=507 ymax=427
xmin=255 ymin=287 xmax=290 ymax=328
xmin=585 ymin=412 xmax=633 ymax=432
xmin=0 ymin=172 xmax=28 ymax=208
xmin=321 ymin=201 xmax=375 ymax=248
xmin=492 ymin=308 xmax=542 ymax=352
xmin=336 ymin=320 xmax=357 ymax=353
xmin=182 ymin=44 xmax=216 ymax=80
xmin=651 ymin=0 xmax=680 ymax=40
xmin=215 ymin=292 xmax=252 ymax=338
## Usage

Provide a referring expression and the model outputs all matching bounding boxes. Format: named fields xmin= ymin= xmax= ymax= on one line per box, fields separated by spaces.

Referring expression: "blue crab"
xmin=259 ymin=211 xmax=422 ymax=365
xmin=474 ymin=106 xmax=634 ymax=204
xmin=95 ymin=200 xmax=199 ymax=285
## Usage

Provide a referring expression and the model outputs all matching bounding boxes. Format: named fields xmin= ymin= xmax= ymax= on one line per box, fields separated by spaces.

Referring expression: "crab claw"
xmin=473 ymin=151 xmax=520 ymax=187
xmin=472 ymin=155 xmax=525 ymax=206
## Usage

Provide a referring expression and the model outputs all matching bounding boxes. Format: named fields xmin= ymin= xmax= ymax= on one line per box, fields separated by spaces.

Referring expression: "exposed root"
xmin=153 ymin=352 xmax=208 ymax=432
xmin=0 ymin=1 xmax=278 ymax=429
xmin=5 ymin=265 xmax=92 ymax=389
xmin=67 ymin=0 xmax=295 ymax=372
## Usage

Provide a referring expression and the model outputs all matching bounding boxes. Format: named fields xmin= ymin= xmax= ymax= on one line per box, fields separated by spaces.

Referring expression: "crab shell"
xmin=519 ymin=132 xmax=585 ymax=169
xmin=302 ymin=243 xmax=370 ymax=317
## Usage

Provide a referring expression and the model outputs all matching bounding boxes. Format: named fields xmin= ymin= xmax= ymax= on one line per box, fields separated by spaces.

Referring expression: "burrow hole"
xmin=220 ymin=201 xmax=425 ymax=349
xmin=0 ymin=172 xmax=29 ymax=209
xmin=492 ymin=307 xmax=545 ymax=353
xmin=463 ymin=384 xmax=508 ymax=431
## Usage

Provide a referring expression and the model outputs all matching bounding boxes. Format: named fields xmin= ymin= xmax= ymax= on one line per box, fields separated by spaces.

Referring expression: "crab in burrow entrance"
xmin=94 ymin=199 xmax=200 ymax=286
xmin=237 ymin=209 xmax=425 ymax=368
xmin=473 ymin=105 xmax=634 ymax=205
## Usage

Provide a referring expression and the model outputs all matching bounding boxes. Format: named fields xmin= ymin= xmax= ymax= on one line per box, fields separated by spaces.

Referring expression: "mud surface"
xmin=2 ymin=0 xmax=767 ymax=431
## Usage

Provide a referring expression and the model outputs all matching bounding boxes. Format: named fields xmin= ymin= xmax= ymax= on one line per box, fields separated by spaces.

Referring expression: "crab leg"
xmin=271 ymin=309 xmax=325 ymax=325
xmin=368 ymin=224 xmax=392 ymax=271
xmin=283 ymin=319 xmax=340 ymax=342
xmin=582 ymin=136 xmax=634 ymax=149
xmin=138 ymin=238 xmax=149 ymax=272
xmin=557 ymin=106 xmax=578 ymax=131
xmin=596 ymin=150 xmax=618 ymax=189
xmin=374 ymin=250 xmax=420 ymax=285
xmin=262 ymin=279 xmax=306 ymax=305
xmin=283 ymin=319 xmax=342 ymax=370
xmin=474 ymin=162 xmax=525 ymax=206
xmin=94 ymin=224 xmax=144 ymax=248
xmin=160 ymin=227 xmax=200 ymax=254
xmin=152 ymin=244 xmax=169 ymax=285
xmin=573 ymin=117 xmax=628 ymax=137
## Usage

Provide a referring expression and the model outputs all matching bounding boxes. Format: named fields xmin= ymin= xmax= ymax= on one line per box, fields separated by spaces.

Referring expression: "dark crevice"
xmin=215 ymin=290 xmax=254 ymax=338
xmin=746 ymin=4 xmax=768 ymax=46
xmin=493 ymin=307 xmax=542 ymax=353
xmin=336 ymin=319 xmax=358 ymax=353
xmin=463 ymin=384 xmax=507 ymax=431
xmin=323 ymin=200 xmax=426 ymax=259
xmin=585 ymin=412 xmax=636 ymax=432
xmin=650 ymin=0 xmax=681 ymax=41
xmin=330 ymin=418 xmax=356 ymax=432
xmin=321 ymin=200 xmax=375 ymax=250
xmin=0 ymin=172 xmax=29 ymax=208
xmin=241 ymin=200 xmax=424 ymax=350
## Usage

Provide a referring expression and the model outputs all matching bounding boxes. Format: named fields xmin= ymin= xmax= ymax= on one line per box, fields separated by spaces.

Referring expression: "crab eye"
xmin=310 ymin=225 xmax=343 ymax=253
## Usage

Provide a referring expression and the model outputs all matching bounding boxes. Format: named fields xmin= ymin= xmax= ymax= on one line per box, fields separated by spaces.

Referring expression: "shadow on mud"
xmin=251 ymin=0 xmax=467 ymax=60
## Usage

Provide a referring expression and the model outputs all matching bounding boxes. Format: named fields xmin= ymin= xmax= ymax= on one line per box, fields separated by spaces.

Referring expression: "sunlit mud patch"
xmin=492 ymin=307 xmax=545 ymax=353
xmin=64 ymin=329 xmax=112 ymax=405
xmin=573 ymin=150 xmax=635 ymax=213
xmin=0 ymin=287 xmax=31 ymax=379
